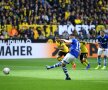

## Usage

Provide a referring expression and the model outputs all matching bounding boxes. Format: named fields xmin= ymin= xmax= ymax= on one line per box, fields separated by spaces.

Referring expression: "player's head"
xmin=100 ymin=30 xmax=105 ymax=37
xmin=69 ymin=34 xmax=75 ymax=39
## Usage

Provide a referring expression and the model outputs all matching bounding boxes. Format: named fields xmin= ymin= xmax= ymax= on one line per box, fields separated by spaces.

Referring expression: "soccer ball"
xmin=3 ymin=67 xmax=10 ymax=75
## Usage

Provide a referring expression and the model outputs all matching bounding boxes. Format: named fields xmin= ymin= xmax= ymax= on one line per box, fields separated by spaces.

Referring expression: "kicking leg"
xmin=46 ymin=61 xmax=62 ymax=70
xmin=46 ymin=52 xmax=63 ymax=70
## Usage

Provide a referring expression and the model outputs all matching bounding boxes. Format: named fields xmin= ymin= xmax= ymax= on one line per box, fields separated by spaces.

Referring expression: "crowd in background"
xmin=0 ymin=0 xmax=108 ymax=41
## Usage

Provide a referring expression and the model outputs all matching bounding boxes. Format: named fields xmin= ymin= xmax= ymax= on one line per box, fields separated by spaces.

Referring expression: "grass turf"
xmin=0 ymin=58 xmax=108 ymax=90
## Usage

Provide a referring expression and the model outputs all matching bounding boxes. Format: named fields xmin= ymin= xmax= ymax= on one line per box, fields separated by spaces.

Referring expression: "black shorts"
xmin=58 ymin=51 xmax=67 ymax=57
xmin=80 ymin=53 xmax=88 ymax=61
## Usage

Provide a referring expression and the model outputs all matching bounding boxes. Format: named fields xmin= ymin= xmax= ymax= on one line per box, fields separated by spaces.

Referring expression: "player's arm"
xmin=54 ymin=46 xmax=64 ymax=50
xmin=60 ymin=39 xmax=72 ymax=45
xmin=54 ymin=43 xmax=64 ymax=50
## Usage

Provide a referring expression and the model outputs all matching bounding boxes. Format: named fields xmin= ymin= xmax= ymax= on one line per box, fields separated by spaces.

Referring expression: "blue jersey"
xmin=97 ymin=35 xmax=108 ymax=49
xmin=69 ymin=38 xmax=80 ymax=58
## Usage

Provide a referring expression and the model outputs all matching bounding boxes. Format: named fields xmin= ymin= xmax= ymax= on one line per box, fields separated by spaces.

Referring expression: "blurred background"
xmin=0 ymin=0 xmax=108 ymax=42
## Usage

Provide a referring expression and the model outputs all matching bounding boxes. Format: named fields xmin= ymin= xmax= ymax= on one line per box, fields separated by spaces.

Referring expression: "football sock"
xmin=85 ymin=59 xmax=90 ymax=66
xmin=82 ymin=62 xmax=88 ymax=66
xmin=49 ymin=62 xmax=62 ymax=69
xmin=104 ymin=56 xmax=107 ymax=66
xmin=62 ymin=66 xmax=69 ymax=78
xmin=85 ymin=59 xmax=89 ymax=64
xmin=97 ymin=56 xmax=101 ymax=65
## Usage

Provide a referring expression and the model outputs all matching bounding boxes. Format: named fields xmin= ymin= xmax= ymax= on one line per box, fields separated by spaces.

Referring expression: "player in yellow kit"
xmin=80 ymin=41 xmax=90 ymax=69
xmin=54 ymin=36 xmax=76 ymax=69
xmin=55 ymin=37 xmax=69 ymax=61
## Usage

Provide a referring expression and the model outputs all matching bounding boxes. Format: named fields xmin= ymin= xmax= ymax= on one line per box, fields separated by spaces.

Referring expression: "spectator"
xmin=89 ymin=28 xmax=96 ymax=39
xmin=78 ymin=31 xmax=84 ymax=40
xmin=33 ymin=27 xmax=39 ymax=40
xmin=104 ymin=25 xmax=108 ymax=35
xmin=38 ymin=32 xmax=46 ymax=40
xmin=0 ymin=0 xmax=108 ymax=40
xmin=9 ymin=26 xmax=18 ymax=38
xmin=62 ymin=31 xmax=69 ymax=39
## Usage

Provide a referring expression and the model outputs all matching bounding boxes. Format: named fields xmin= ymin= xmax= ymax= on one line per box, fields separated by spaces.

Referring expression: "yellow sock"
xmin=82 ymin=62 xmax=88 ymax=66
xmin=85 ymin=59 xmax=89 ymax=65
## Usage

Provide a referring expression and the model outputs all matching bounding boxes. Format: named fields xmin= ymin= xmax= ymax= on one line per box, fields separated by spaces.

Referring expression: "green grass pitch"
xmin=0 ymin=58 xmax=108 ymax=90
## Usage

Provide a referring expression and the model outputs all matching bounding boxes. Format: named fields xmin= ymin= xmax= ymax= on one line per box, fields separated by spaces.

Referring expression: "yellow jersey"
xmin=56 ymin=41 xmax=69 ymax=53
xmin=80 ymin=42 xmax=88 ymax=53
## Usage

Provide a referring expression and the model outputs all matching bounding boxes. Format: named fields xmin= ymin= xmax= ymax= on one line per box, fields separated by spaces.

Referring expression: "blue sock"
xmin=62 ymin=66 xmax=69 ymax=78
xmin=97 ymin=56 xmax=101 ymax=65
xmin=50 ymin=62 xmax=62 ymax=69
xmin=104 ymin=56 xmax=107 ymax=66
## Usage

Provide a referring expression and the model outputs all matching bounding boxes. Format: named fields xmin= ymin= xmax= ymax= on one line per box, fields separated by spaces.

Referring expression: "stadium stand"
xmin=0 ymin=0 xmax=108 ymax=41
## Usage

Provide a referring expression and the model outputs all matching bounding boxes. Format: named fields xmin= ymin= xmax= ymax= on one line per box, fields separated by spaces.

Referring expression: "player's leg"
xmin=95 ymin=55 xmax=102 ymax=69
xmin=61 ymin=53 xmax=76 ymax=80
xmin=59 ymin=51 xmax=76 ymax=70
xmin=63 ymin=52 xmax=76 ymax=70
xmin=61 ymin=52 xmax=76 ymax=70
xmin=95 ymin=48 xmax=102 ymax=69
xmin=80 ymin=53 xmax=88 ymax=67
xmin=46 ymin=61 xmax=62 ymax=70
xmin=46 ymin=53 xmax=71 ymax=80
xmin=56 ymin=51 xmax=63 ymax=61
xmin=59 ymin=52 xmax=74 ymax=75
xmin=61 ymin=63 xmax=71 ymax=80
xmin=101 ymin=55 xmax=107 ymax=70
xmin=83 ymin=53 xmax=90 ymax=69
xmin=46 ymin=51 xmax=63 ymax=69
xmin=101 ymin=49 xmax=108 ymax=70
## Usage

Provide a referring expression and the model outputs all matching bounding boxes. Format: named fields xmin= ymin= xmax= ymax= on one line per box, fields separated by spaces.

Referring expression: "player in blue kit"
xmin=46 ymin=34 xmax=80 ymax=80
xmin=95 ymin=30 xmax=108 ymax=70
